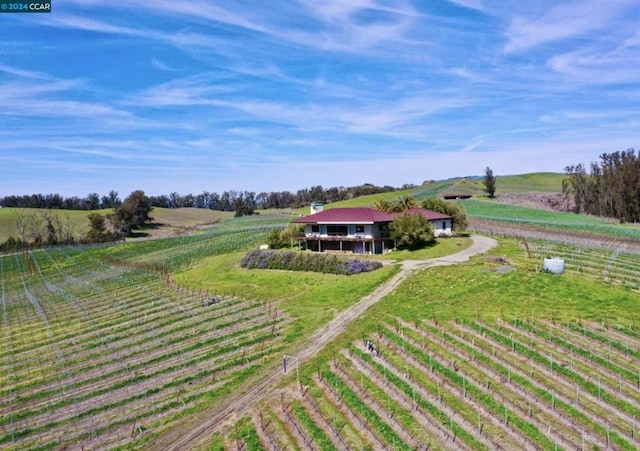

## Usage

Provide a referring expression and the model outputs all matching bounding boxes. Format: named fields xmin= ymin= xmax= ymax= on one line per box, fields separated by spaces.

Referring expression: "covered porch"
xmin=298 ymin=235 xmax=395 ymax=255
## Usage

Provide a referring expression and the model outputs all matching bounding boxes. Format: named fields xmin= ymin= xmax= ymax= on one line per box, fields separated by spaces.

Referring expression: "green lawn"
xmin=174 ymin=251 xmax=400 ymax=346
xmin=378 ymin=238 xmax=639 ymax=324
xmin=374 ymin=236 xmax=472 ymax=261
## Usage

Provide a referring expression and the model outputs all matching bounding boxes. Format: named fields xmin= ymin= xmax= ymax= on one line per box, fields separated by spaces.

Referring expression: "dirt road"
xmin=153 ymin=235 xmax=498 ymax=450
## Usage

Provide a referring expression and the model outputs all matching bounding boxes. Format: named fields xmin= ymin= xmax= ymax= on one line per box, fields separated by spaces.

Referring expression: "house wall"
xmin=304 ymin=223 xmax=382 ymax=239
xmin=431 ymin=218 xmax=452 ymax=236
xmin=305 ymin=219 xmax=451 ymax=239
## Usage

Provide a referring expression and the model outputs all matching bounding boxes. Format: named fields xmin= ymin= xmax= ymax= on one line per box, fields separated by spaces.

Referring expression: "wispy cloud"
xmin=503 ymin=1 xmax=636 ymax=53
xmin=150 ymin=58 xmax=179 ymax=72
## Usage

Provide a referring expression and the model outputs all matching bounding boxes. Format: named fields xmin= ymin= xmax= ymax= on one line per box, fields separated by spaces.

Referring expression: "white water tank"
xmin=543 ymin=257 xmax=564 ymax=274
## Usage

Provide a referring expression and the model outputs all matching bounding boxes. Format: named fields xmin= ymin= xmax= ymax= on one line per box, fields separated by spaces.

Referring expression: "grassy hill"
xmin=0 ymin=172 xmax=567 ymax=243
xmin=492 ymin=172 xmax=565 ymax=193
xmin=289 ymin=172 xmax=565 ymax=213
xmin=0 ymin=207 xmax=108 ymax=242
xmin=0 ymin=207 xmax=232 ymax=243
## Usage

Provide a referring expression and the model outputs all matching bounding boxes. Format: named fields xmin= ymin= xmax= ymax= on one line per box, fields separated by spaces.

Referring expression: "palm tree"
xmin=392 ymin=195 xmax=419 ymax=212
xmin=372 ymin=198 xmax=393 ymax=212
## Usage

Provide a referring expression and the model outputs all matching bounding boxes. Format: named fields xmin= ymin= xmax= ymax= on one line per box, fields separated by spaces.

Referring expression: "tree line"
xmin=0 ymin=183 xmax=399 ymax=215
xmin=563 ymin=149 xmax=640 ymax=223
xmin=0 ymin=190 xmax=122 ymax=210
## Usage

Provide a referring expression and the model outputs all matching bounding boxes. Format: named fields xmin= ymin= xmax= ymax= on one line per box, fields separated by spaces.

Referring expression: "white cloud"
xmin=503 ymin=1 xmax=634 ymax=53
xmin=150 ymin=58 xmax=179 ymax=72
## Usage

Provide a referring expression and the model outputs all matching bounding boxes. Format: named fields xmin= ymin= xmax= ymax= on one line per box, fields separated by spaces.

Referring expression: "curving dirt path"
xmin=151 ymin=235 xmax=498 ymax=450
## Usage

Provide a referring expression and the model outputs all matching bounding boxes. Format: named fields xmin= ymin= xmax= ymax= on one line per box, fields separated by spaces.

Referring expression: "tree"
xmin=59 ymin=213 xmax=76 ymax=244
xmin=87 ymin=213 xmax=107 ymax=242
xmin=564 ymin=149 xmax=640 ymax=222
xmin=483 ymin=167 xmax=497 ymax=198
xmin=101 ymin=190 xmax=121 ymax=209
xmin=14 ymin=210 xmax=30 ymax=245
xmin=86 ymin=213 xmax=118 ymax=242
xmin=389 ymin=212 xmax=435 ymax=250
xmin=372 ymin=198 xmax=393 ymax=213
xmin=86 ymin=193 xmax=101 ymax=210
xmin=421 ymin=197 xmax=468 ymax=232
xmin=40 ymin=210 xmax=58 ymax=245
xmin=27 ymin=212 xmax=44 ymax=245
xmin=266 ymin=228 xmax=287 ymax=249
xmin=112 ymin=190 xmax=153 ymax=236
xmin=282 ymin=223 xmax=304 ymax=242
xmin=392 ymin=195 xmax=419 ymax=212
xmin=266 ymin=223 xmax=304 ymax=249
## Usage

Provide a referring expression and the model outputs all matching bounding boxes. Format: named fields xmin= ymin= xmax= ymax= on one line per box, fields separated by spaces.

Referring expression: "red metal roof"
xmin=403 ymin=207 xmax=453 ymax=221
xmin=293 ymin=207 xmax=451 ymax=224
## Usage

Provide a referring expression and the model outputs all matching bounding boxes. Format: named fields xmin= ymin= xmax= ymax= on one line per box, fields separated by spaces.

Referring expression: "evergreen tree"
xmin=483 ymin=166 xmax=497 ymax=198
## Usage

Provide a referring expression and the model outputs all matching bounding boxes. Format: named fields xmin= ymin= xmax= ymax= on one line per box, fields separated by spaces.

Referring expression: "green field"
xmin=0 ymin=207 xmax=107 ymax=243
xmin=286 ymin=172 xmax=565 ymax=215
xmin=0 ymin=207 xmax=233 ymax=244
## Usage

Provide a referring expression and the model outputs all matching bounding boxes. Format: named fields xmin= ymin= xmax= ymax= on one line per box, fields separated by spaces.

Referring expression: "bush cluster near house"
xmin=240 ymin=249 xmax=383 ymax=275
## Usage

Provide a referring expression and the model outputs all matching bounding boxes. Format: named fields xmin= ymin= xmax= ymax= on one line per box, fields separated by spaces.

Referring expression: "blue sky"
xmin=1 ymin=0 xmax=639 ymax=197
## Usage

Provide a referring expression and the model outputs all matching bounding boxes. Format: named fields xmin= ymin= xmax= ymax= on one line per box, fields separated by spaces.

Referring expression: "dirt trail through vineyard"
xmin=152 ymin=235 xmax=498 ymax=450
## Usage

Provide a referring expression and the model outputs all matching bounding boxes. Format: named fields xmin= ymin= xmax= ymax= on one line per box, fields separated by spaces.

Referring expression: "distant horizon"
xmin=0 ymin=170 xmax=565 ymax=199
xmin=2 ymin=2 xmax=638 ymax=197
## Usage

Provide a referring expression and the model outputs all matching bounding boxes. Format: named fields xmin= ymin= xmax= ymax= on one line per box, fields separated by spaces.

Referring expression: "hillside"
xmin=292 ymin=172 xmax=566 ymax=212
xmin=0 ymin=207 xmax=233 ymax=244
xmin=0 ymin=172 xmax=567 ymax=244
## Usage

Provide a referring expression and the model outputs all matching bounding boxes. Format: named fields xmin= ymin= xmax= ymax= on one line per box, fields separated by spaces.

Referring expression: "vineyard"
xmin=3 ymin=203 xmax=640 ymax=450
xmin=223 ymin=316 xmax=640 ymax=450
xmin=0 ymin=218 xmax=287 ymax=450
xmin=468 ymin=217 xmax=640 ymax=291
xmin=462 ymin=200 xmax=640 ymax=242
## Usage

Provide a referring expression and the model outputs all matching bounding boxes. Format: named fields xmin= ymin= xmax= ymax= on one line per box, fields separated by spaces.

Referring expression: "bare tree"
xmin=40 ymin=209 xmax=58 ymax=245
xmin=60 ymin=213 xmax=76 ymax=244
xmin=14 ymin=209 xmax=29 ymax=245
xmin=28 ymin=212 xmax=45 ymax=245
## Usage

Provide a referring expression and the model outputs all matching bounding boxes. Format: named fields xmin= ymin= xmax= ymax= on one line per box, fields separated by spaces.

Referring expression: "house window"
xmin=442 ymin=221 xmax=446 ymax=230
xmin=355 ymin=225 xmax=365 ymax=234
xmin=327 ymin=225 xmax=348 ymax=236
xmin=311 ymin=225 xmax=320 ymax=233
xmin=379 ymin=223 xmax=390 ymax=237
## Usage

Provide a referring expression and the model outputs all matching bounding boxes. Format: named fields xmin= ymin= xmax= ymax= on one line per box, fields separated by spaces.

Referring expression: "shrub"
xmin=240 ymin=250 xmax=382 ymax=275
xmin=389 ymin=212 xmax=435 ymax=250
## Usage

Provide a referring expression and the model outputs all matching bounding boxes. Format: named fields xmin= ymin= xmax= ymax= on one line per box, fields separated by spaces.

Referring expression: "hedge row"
xmin=240 ymin=250 xmax=383 ymax=275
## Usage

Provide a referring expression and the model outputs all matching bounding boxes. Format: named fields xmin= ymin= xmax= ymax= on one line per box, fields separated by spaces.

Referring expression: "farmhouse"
xmin=294 ymin=206 xmax=452 ymax=254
